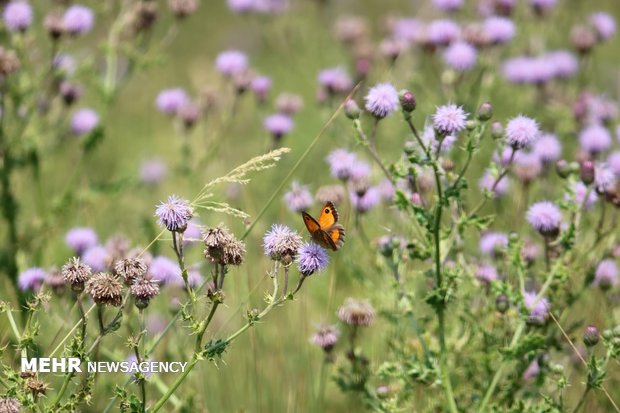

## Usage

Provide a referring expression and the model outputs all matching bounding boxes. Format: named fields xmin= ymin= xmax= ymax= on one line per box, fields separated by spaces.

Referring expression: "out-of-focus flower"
xmin=475 ymin=264 xmax=498 ymax=284
xmin=530 ymin=0 xmax=557 ymax=14
xmin=3 ymin=1 xmax=33 ymax=32
xmin=526 ymin=201 xmax=563 ymax=237
xmin=317 ymin=67 xmax=353 ymax=95
xmin=283 ymin=182 xmax=313 ymax=212
xmin=514 ymin=152 xmax=543 ymax=184
xmin=364 ymin=83 xmax=399 ymax=118
xmin=427 ymin=19 xmax=461 ymax=46
xmin=524 ymin=291 xmax=550 ymax=324
xmin=311 ymin=324 xmax=340 ymax=351
xmin=297 ymin=242 xmax=329 ymax=276
xmin=522 ymin=359 xmax=540 ymax=380
xmin=264 ymin=113 xmax=294 ymax=139
xmin=391 ymin=18 xmax=423 ymax=44
xmin=251 ymin=76 xmax=271 ymax=103
xmin=82 ymin=246 xmax=110 ymax=272
xmin=275 ymin=93 xmax=303 ymax=115
xmin=18 ymin=267 xmax=46 ymax=292
xmin=432 ymin=104 xmax=468 ymax=134
xmin=579 ymin=124 xmax=612 ymax=155
xmin=590 ymin=12 xmax=616 ymax=41
xmin=215 ymin=50 xmax=248 ymax=77
xmin=566 ymin=182 xmax=597 ymax=209
xmin=608 ymin=151 xmax=620 ymax=177
xmin=326 ymin=149 xmax=357 ymax=181
xmin=315 ymin=185 xmax=346 ymax=205
xmin=594 ymin=163 xmax=616 ymax=193
xmin=168 ymin=0 xmax=199 ymax=18
xmin=533 ymin=133 xmax=562 ymax=163
xmin=227 ymin=0 xmax=255 ymax=13
xmin=155 ymin=195 xmax=193 ymax=232
xmin=443 ymin=41 xmax=477 ymax=71
xmin=155 ymin=88 xmax=189 ymax=115
xmin=148 ymin=256 xmax=181 ymax=285
xmin=505 ymin=115 xmax=539 ymax=149
xmin=63 ymin=5 xmax=94 ymax=36
xmin=337 ymin=298 xmax=375 ymax=326
xmin=594 ymin=259 xmax=618 ymax=290
xmin=479 ymin=232 xmax=508 ymax=256
xmin=66 ymin=227 xmax=98 ymax=255
xmin=350 ymin=187 xmax=381 ymax=213
xmin=432 ymin=0 xmax=463 ymax=12
xmin=479 ymin=170 xmax=510 ymax=197
xmin=483 ymin=16 xmax=515 ymax=44
xmin=71 ymin=108 xmax=99 ymax=136
xmin=139 ymin=158 xmax=168 ymax=185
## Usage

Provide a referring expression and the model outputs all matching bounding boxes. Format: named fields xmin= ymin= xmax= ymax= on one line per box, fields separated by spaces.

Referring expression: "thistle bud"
xmin=490 ymin=121 xmax=503 ymax=140
xmin=583 ymin=324 xmax=600 ymax=347
xmin=495 ymin=294 xmax=509 ymax=313
xmin=399 ymin=90 xmax=416 ymax=113
xmin=580 ymin=160 xmax=595 ymax=185
xmin=555 ymin=160 xmax=571 ymax=179
xmin=477 ymin=102 xmax=493 ymax=121
xmin=344 ymin=98 xmax=361 ymax=120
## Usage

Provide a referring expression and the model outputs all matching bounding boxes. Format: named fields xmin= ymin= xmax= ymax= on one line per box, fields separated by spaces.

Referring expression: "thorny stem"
xmin=571 ymin=387 xmax=591 ymax=413
xmin=172 ymin=231 xmax=195 ymax=303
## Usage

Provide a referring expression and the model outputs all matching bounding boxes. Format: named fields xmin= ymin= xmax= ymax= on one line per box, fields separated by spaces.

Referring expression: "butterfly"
xmin=302 ymin=201 xmax=345 ymax=251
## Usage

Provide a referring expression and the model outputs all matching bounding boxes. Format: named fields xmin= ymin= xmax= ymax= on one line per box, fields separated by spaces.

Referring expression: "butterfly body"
xmin=302 ymin=201 xmax=345 ymax=251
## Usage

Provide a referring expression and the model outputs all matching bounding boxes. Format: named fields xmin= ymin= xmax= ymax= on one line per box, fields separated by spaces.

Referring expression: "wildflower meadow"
xmin=1 ymin=0 xmax=620 ymax=412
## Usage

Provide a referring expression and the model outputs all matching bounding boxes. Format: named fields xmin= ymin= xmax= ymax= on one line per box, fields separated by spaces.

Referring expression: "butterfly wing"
xmin=317 ymin=201 xmax=338 ymax=229
xmin=303 ymin=201 xmax=344 ymax=251
xmin=302 ymin=212 xmax=321 ymax=234
xmin=326 ymin=224 xmax=345 ymax=250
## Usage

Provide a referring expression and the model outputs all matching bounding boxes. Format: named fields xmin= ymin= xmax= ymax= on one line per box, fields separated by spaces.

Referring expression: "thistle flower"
xmin=432 ymin=0 xmax=463 ymax=12
xmin=251 ymin=76 xmax=272 ymax=102
xmin=178 ymin=103 xmax=201 ymax=129
xmin=203 ymin=225 xmax=245 ymax=266
xmin=147 ymin=256 xmax=181 ymax=285
xmin=168 ymin=0 xmax=199 ymax=18
xmin=566 ymin=182 xmax=597 ymax=209
xmin=475 ymin=264 xmax=498 ymax=284
xmin=523 ymin=291 xmax=550 ymax=324
xmin=526 ymin=201 xmax=563 ymax=238
xmin=155 ymin=88 xmax=189 ymax=116
xmin=583 ymin=325 xmax=600 ymax=347
xmin=594 ymin=163 xmax=616 ymax=193
xmin=222 ymin=238 xmax=246 ymax=266
xmin=427 ymin=19 xmax=461 ymax=46
xmin=326 ymin=149 xmax=357 ymax=181
xmin=505 ymin=115 xmax=540 ymax=149
xmin=432 ymin=104 xmax=468 ymax=134
xmin=18 ymin=267 xmax=46 ymax=292
xmin=82 ymin=246 xmax=110 ymax=272
xmin=609 ymin=151 xmax=620 ymax=177
xmin=263 ymin=224 xmax=303 ymax=265
xmin=350 ymin=187 xmax=381 ymax=214
xmin=59 ymin=82 xmax=83 ymax=106
xmin=364 ymin=83 xmax=399 ymax=118
xmin=45 ymin=268 xmax=66 ymax=293
xmin=522 ymin=359 xmax=540 ymax=381
xmin=594 ymin=259 xmax=618 ymax=290
xmin=63 ymin=5 xmax=94 ymax=36
xmin=334 ymin=16 xmax=369 ymax=44
xmin=215 ymin=50 xmax=248 ymax=77
xmin=3 ymin=1 xmax=33 ymax=32
xmin=337 ymin=298 xmax=375 ymax=326
xmin=530 ymin=0 xmax=557 ymax=14
xmin=183 ymin=219 xmax=202 ymax=246
xmin=131 ymin=277 xmax=160 ymax=309
xmin=443 ymin=41 xmax=477 ymax=72
xmin=275 ymin=93 xmax=304 ymax=115
xmin=65 ymin=227 xmax=98 ymax=255
xmin=311 ymin=324 xmax=340 ymax=352
xmin=264 ymin=113 xmax=294 ymax=140
xmin=155 ymin=195 xmax=193 ymax=232
xmin=115 ymin=258 xmax=147 ymax=285
xmin=61 ymin=257 xmax=92 ymax=292
xmin=283 ymin=182 xmax=313 ymax=212
xmin=0 ymin=397 xmax=21 ymax=413
xmin=479 ymin=232 xmax=508 ymax=257
xmin=85 ymin=272 xmax=123 ymax=306
xmin=186 ymin=265 xmax=204 ymax=288
xmin=391 ymin=18 xmax=423 ymax=44
xmin=317 ymin=67 xmax=353 ymax=95
xmin=514 ymin=152 xmax=543 ymax=184
xmin=533 ymin=133 xmax=562 ymax=163
xmin=227 ymin=0 xmax=255 ymax=13
xmin=579 ymin=124 xmax=611 ymax=155
xmin=71 ymin=108 xmax=99 ymax=136
xmin=547 ymin=50 xmax=579 ymax=79
xmin=297 ymin=242 xmax=329 ymax=276
xmin=590 ymin=12 xmax=616 ymax=41
xmin=315 ymin=185 xmax=346 ymax=205
xmin=377 ymin=179 xmax=395 ymax=202
xmin=478 ymin=170 xmax=510 ymax=197
xmin=483 ymin=16 xmax=515 ymax=44
xmin=139 ymin=158 xmax=168 ymax=185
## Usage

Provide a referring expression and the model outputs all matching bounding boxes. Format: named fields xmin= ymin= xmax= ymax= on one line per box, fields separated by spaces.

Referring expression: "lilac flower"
xmin=311 ymin=324 xmax=340 ymax=351
xmin=3 ymin=1 xmax=33 ymax=32
xmin=566 ymin=182 xmax=597 ymax=209
xmin=524 ymin=291 xmax=550 ymax=324
xmin=432 ymin=104 xmax=468 ymax=134
xmin=479 ymin=170 xmax=510 ymax=197
xmin=18 ymin=267 xmax=46 ymax=292
xmin=594 ymin=259 xmax=618 ymax=289
xmin=533 ymin=133 xmax=562 ymax=163
xmin=579 ymin=124 xmax=611 ymax=155
xmin=66 ymin=227 xmax=98 ymax=255
xmin=263 ymin=224 xmax=303 ymax=262
xmin=264 ymin=113 xmax=294 ymax=138
xmin=590 ymin=12 xmax=616 ymax=41
xmin=391 ymin=18 xmax=423 ymax=43
xmin=155 ymin=88 xmax=189 ymax=116
xmin=475 ymin=264 xmax=498 ymax=284
xmin=155 ymin=195 xmax=194 ymax=232
xmin=505 ymin=115 xmax=540 ymax=149
xmin=608 ymin=151 xmax=620 ymax=177
xmin=350 ymin=187 xmax=381 ymax=213
xmin=283 ymin=182 xmax=313 ymax=212
xmin=443 ymin=41 xmax=477 ymax=72
xmin=297 ymin=242 xmax=329 ymax=276
xmin=523 ymin=359 xmax=540 ymax=381
xmin=526 ymin=201 xmax=563 ymax=237
xmin=427 ymin=19 xmax=461 ymax=46
xmin=432 ymin=0 xmax=463 ymax=12
xmin=148 ymin=256 xmax=182 ymax=285
xmin=317 ymin=67 xmax=353 ymax=94
xmin=479 ymin=232 xmax=508 ymax=256
xmin=139 ymin=158 xmax=168 ymax=185
xmin=326 ymin=149 xmax=356 ymax=181
xmin=594 ymin=163 xmax=616 ymax=193
xmin=215 ymin=50 xmax=248 ymax=77
xmin=63 ymin=5 xmax=94 ymax=35
xmin=71 ymin=108 xmax=99 ymax=136
xmin=483 ymin=16 xmax=515 ymax=44
xmin=250 ymin=76 xmax=271 ymax=101
xmin=364 ymin=83 xmax=399 ymax=118
xmin=82 ymin=246 xmax=109 ymax=272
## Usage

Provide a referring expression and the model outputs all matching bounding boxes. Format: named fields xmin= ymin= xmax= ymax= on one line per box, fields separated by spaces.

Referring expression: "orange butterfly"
xmin=302 ymin=201 xmax=345 ymax=251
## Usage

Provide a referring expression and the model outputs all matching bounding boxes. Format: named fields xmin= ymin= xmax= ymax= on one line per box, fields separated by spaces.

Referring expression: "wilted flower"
xmin=115 ymin=258 xmax=147 ymax=285
xmin=506 ymin=115 xmax=540 ymax=149
xmin=18 ymin=267 xmax=46 ymax=292
xmin=263 ymin=224 xmax=303 ymax=265
xmin=432 ymin=104 xmax=468 ymax=134
xmin=3 ymin=1 xmax=33 ymax=32
xmin=203 ymin=225 xmax=245 ymax=266
xmin=71 ymin=108 xmax=99 ymax=136
xmin=131 ymin=277 xmax=160 ymax=309
xmin=283 ymin=182 xmax=313 ymax=212
xmin=65 ymin=227 xmax=98 ymax=255
xmin=311 ymin=324 xmax=340 ymax=352
xmin=222 ymin=238 xmax=246 ymax=266
xmin=0 ymin=397 xmax=21 ymax=413
xmin=85 ymin=272 xmax=123 ymax=306
xmin=526 ymin=201 xmax=563 ymax=238
xmin=61 ymin=257 xmax=92 ymax=292
xmin=63 ymin=5 xmax=94 ymax=36
xmin=297 ymin=242 xmax=329 ymax=276
xmin=364 ymin=83 xmax=399 ymax=118
xmin=338 ymin=298 xmax=375 ymax=326
xmin=155 ymin=195 xmax=193 ymax=232
xmin=594 ymin=259 xmax=618 ymax=290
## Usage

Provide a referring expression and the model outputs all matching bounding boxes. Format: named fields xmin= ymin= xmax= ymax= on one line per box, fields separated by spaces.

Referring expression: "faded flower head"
xmin=263 ymin=224 xmax=303 ymax=264
xmin=364 ymin=83 xmax=399 ymax=118
xmin=86 ymin=272 xmax=123 ymax=306
xmin=283 ymin=182 xmax=313 ymax=212
xmin=3 ymin=1 xmax=33 ymax=32
xmin=523 ymin=291 xmax=550 ymax=325
xmin=115 ymin=257 xmax=147 ymax=285
xmin=594 ymin=259 xmax=618 ymax=290
xmin=65 ymin=227 xmax=98 ymax=255
xmin=506 ymin=115 xmax=540 ymax=149
xmin=131 ymin=277 xmax=160 ymax=308
xmin=18 ymin=267 xmax=46 ymax=292
xmin=203 ymin=225 xmax=245 ymax=266
xmin=432 ymin=104 xmax=468 ymax=135
xmin=222 ymin=237 xmax=246 ymax=266
xmin=338 ymin=298 xmax=375 ymax=326
xmin=0 ymin=397 xmax=21 ymax=413
xmin=155 ymin=195 xmax=193 ymax=232
xmin=61 ymin=257 xmax=92 ymax=291
xmin=311 ymin=324 xmax=340 ymax=351
xmin=71 ymin=108 xmax=99 ymax=136
xmin=297 ymin=242 xmax=329 ymax=276
xmin=526 ymin=201 xmax=563 ymax=238
xmin=63 ymin=5 xmax=94 ymax=36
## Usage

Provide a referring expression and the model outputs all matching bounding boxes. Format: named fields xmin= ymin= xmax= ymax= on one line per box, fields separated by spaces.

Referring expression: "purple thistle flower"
xmin=53 ymin=54 xmax=77 ymax=77
xmin=148 ymin=256 xmax=181 ymax=285
xmin=264 ymin=113 xmax=294 ymax=139
xmin=377 ymin=178 xmax=395 ymax=202
xmin=505 ymin=115 xmax=540 ymax=149
xmin=608 ymin=151 xmax=620 ymax=177
xmin=155 ymin=88 xmax=189 ymax=116
xmin=227 ymin=0 xmax=255 ymax=13
xmin=533 ymin=133 xmax=562 ymax=163
xmin=326 ymin=149 xmax=357 ymax=181
xmin=502 ymin=56 xmax=556 ymax=84
xmin=63 ymin=5 xmax=94 ymax=36
xmin=524 ymin=291 xmax=550 ymax=324
xmin=82 ymin=246 xmax=109 ymax=272
xmin=479 ymin=170 xmax=510 ymax=197
xmin=139 ymin=158 xmax=168 ymax=185
xmin=526 ymin=201 xmax=563 ymax=237
xmin=479 ymin=232 xmax=508 ymax=256
xmin=427 ymin=19 xmax=461 ymax=46
xmin=71 ymin=108 xmax=99 ymax=136
xmin=475 ymin=264 xmax=498 ymax=284
xmin=364 ymin=83 xmax=399 ymax=118
xmin=155 ymin=195 xmax=194 ymax=232
xmin=18 ymin=267 xmax=46 ymax=292
xmin=546 ymin=50 xmax=578 ymax=79
xmin=522 ymin=359 xmax=540 ymax=381
xmin=311 ymin=324 xmax=340 ymax=351
xmin=283 ymin=181 xmax=313 ymax=212
xmin=483 ymin=16 xmax=516 ymax=44
xmin=185 ymin=265 xmax=204 ymax=288
xmin=3 ymin=1 xmax=33 ymax=32
xmin=514 ymin=152 xmax=543 ymax=184
xmin=579 ymin=124 xmax=611 ymax=155
xmin=350 ymin=187 xmax=381 ymax=213
xmin=594 ymin=163 xmax=616 ymax=193
xmin=297 ymin=242 xmax=329 ymax=276
xmin=263 ymin=224 xmax=303 ymax=262
xmin=590 ymin=12 xmax=616 ymax=41
xmin=215 ymin=50 xmax=248 ymax=77
xmin=432 ymin=104 xmax=468 ymax=134
xmin=432 ymin=0 xmax=463 ymax=12
xmin=594 ymin=259 xmax=618 ymax=289
xmin=443 ymin=41 xmax=477 ymax=72
xmin=317 ymin=67 xmax=353 ymax=94
xmin=66 ymin=227 xmax=98 ymax=255
xmin=566 ymin=182 xmax=597 ymax=210
xmin=391 ymin=18 xmax=423 ymax=43
xmin=349 ymin=160 xmax=372 ymax=182
xmin=250 ymin=76 xmax=272 ymax=101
